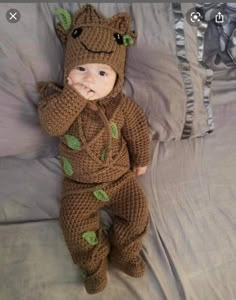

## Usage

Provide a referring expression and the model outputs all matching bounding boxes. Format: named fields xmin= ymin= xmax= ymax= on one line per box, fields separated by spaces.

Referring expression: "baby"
xmin=37 ymin=5 xmax=151 ymax=294
xmin=67 ymin=63 xmax=148 ymax=176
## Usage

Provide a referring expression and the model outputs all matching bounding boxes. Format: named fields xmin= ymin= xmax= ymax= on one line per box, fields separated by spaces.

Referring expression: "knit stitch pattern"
xmin=37 ymin=4 xmax=151 ymax=294
xmin=60 ymin=171 xmax=149 ymax=293
xmin=39 ymin=90 xmax=150 ymax=183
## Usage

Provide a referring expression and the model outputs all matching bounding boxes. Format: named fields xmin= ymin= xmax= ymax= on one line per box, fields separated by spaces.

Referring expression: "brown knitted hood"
xmin=55 ymin=5 xmax=137 ymax=100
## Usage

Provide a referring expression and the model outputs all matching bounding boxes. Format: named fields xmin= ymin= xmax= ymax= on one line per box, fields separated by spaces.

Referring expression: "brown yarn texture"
xmin=37 ymin=4 xmax=151 ymax=294
xmin=60 ymin=171 xmax=149 ymax=293
xmin=39 ymin=85 xmax=150 ymax=183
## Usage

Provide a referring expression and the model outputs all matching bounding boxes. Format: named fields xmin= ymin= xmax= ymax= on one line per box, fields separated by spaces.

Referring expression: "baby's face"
xmin=67 ymin=63 xmax=117 ymax=100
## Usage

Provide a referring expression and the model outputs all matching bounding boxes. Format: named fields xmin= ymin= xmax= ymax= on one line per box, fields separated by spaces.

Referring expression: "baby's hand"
xmin=67 ymin=77 xmax=95 ymax=100
xmin=133 ymin=166 xmax=147 ymax=176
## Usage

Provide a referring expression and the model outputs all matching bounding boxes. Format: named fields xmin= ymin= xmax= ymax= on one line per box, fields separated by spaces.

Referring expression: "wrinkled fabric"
xmin=202 ymin=3 xmax=236 ymax=67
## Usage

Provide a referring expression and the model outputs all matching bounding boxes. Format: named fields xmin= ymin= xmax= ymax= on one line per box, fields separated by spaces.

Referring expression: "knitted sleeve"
xmin=38 ymin=84 xmax=87 ymax=136
xmin=121 ymin=97 xmax=151 ymax=168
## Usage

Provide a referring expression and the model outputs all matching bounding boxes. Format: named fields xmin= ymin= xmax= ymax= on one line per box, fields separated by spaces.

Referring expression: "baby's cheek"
xmin=68 ymin=71 xmax=81 ymax=84
xmin=67 ymin=77 xmax=73 ymax=85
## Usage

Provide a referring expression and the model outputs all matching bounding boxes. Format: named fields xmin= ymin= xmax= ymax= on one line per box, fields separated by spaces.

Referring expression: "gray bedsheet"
xmin=1 ymin=69 xmax=236 ymax=299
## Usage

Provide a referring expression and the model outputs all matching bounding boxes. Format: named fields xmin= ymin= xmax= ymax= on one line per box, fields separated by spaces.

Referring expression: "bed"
xmin=0 ymin=3 xmax=236 ymax=300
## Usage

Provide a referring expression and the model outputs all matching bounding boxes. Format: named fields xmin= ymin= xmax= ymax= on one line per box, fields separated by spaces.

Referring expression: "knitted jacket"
xmin=38 ymin=84 xmax=151 ymax=183
xmin=37 ymin=5 xmax=151 ymax=183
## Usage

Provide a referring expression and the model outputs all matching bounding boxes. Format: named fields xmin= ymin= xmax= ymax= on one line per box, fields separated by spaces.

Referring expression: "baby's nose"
xmin=84 ymin=72 xmax=95 ymax=83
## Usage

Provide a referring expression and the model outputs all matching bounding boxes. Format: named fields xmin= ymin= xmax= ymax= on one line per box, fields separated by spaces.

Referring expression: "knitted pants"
xmin=59 ymin=170 xmax=149 ymax=292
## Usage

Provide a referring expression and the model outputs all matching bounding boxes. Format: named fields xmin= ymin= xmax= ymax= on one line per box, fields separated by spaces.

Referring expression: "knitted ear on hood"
xmin=107 ymin=12 xmax=137 ymax=43
xmin=54 ymin=6 xmax=107 ymax=44
xmin=73 ymin=4 xmax=104 ymax=25
xmin=54 ymin=8 xmax=72 ymax=44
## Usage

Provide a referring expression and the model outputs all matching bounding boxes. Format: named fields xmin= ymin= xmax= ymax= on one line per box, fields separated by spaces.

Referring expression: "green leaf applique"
xmin=64 ymin=134 xmax=81 ymax=150
xmin=62 ymin=157 xmax=74 ymax=176
xmin=123 ymin=34 xmax=134 ymax=47
xmin=82 ymin=231 xmax=98 ymax=246
xmin=100 ymin=146 xmax=108 ymax=161
xmin=54 ymin=8 xmax=72 ymax=31
xmin=93 ymin=189 xmax=109 ymax=201
xmin=111 ymin=122 xmax=118 ymax=139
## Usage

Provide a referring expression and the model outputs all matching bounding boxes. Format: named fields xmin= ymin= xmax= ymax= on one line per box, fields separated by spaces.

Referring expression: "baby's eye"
xmin=99 ymin=71 xmax=107 ymax=76
xmin=77 ymin=66 xmax=85 ymax=71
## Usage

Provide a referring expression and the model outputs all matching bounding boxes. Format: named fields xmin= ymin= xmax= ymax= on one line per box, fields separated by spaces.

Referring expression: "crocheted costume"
xmin=37 ymin=5 xmax=151 ymax=294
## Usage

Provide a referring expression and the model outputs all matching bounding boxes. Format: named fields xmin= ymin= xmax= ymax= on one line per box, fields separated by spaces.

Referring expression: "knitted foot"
xmin=110 ymin=254 xmax=146 ymax=278
xmin=84 ymin=259 xmax=108 ymax=294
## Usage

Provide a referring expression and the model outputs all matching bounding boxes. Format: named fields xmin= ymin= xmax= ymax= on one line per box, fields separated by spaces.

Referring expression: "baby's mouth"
xmin=80 ymin=83 xmax=95 ymax=93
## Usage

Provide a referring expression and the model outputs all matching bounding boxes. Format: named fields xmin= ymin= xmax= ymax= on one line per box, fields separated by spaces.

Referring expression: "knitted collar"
xmin=86 ymin=90 xmax=122 ymax=112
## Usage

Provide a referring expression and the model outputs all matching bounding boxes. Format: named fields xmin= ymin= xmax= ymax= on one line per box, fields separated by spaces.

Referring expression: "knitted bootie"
xmin=110 ymin=253 xmax=146 ymax=278
xmin=84 ymin=259 xmax=108 ymax=294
